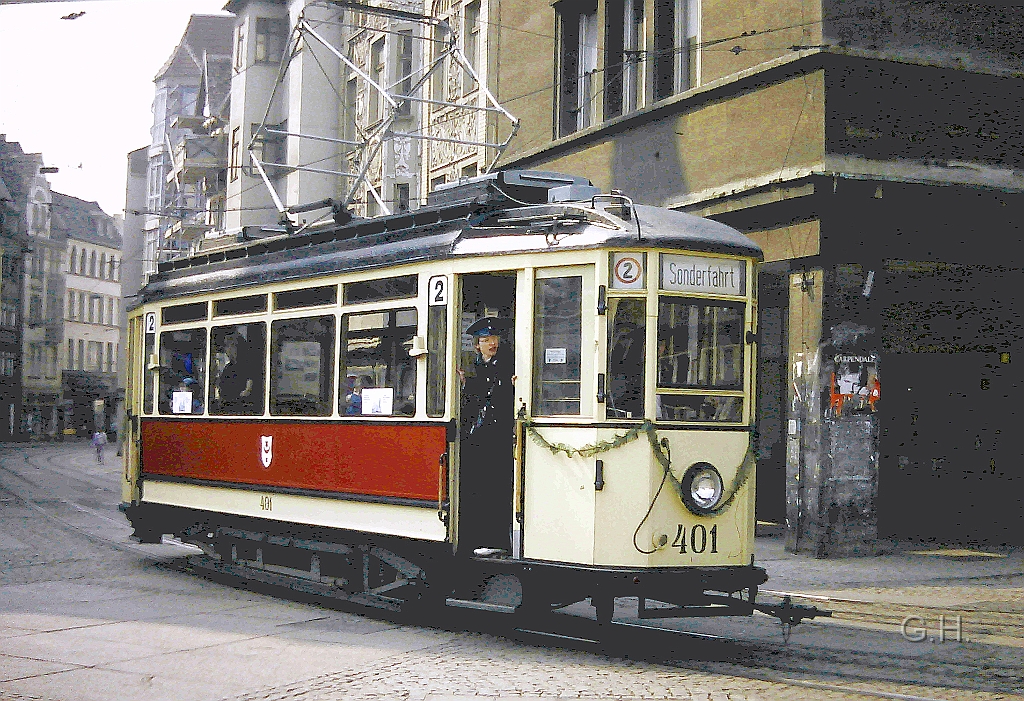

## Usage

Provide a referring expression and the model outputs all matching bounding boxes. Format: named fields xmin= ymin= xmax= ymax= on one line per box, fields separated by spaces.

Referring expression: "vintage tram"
xmin=121 ymin=170 xmax=821 ymax=627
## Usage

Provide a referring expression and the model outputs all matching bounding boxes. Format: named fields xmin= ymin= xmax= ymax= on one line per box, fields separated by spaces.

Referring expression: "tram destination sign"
xmin=660 ymin=254 xmax=745 ymax=296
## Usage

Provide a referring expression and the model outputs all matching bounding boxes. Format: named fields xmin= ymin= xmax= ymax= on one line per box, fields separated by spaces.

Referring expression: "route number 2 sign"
xmin=610 ymin=253 xmax=645 ymax=290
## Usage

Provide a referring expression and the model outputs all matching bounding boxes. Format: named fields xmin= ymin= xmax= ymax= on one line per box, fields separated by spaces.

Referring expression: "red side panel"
xmin=141 ymin=420 xmax=447 ymax=502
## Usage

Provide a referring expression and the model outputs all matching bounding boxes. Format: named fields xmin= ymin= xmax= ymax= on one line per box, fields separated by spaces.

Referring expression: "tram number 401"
xmin=260 ymin=495 xmax=273 ymax=511
xmin=672 ymin=523 xmax=718 ymax=554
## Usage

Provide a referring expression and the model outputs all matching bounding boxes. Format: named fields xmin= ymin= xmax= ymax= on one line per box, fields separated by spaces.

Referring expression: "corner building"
xmin=487 ymin=0 xmax=1024 ymax=549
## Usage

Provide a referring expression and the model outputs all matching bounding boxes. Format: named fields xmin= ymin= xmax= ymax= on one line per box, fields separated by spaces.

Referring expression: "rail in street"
xmin=1 ymin=443 xmax=1021 ymax=701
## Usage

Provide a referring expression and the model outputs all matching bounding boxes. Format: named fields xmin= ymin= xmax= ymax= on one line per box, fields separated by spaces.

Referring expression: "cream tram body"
xmin=122 ymin=173 xmax=764 ymax=615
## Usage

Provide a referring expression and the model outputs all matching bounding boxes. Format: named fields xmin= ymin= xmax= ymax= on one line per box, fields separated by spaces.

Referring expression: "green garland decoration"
xmin=524 ymin=419 xmax=755 ymax=518
xmin=525 ymin=421 xmax=647 ymax=459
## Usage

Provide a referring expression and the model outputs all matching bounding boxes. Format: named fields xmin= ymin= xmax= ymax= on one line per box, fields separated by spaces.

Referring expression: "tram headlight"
xmin=680 ymin=462 xmax=724 ymax=515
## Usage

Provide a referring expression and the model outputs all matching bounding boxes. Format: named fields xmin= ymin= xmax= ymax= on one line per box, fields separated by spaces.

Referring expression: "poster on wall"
xmin=830 ymin=353 xmax=880 ymax=417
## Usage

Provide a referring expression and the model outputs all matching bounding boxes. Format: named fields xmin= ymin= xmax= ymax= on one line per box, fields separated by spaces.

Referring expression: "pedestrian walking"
xmin=91 ymin=430 xmax=107 ymax=464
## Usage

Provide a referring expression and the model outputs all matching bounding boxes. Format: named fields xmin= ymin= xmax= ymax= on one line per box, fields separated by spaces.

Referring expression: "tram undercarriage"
xmin=124 ymin=503 xmax=822 ymax=630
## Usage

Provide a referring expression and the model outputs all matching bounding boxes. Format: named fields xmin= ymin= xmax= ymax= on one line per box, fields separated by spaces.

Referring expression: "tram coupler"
xmin=753 ymin=595 xmax=832 ymax=626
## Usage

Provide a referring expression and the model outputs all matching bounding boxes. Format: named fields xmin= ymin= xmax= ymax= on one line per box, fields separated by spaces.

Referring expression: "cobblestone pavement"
xmin=218 ymin=630 xmax=1022 ymax=701
xmin=3 ymin=444 xmax=1023 ymax=701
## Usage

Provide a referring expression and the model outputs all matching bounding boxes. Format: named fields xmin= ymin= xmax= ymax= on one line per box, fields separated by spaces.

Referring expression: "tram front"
xmin=490 ymin=203 xmax=766 ymax=619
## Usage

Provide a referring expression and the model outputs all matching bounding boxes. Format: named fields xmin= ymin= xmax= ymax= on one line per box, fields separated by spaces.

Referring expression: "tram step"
xmin=445 ymin=597 xmax=517 ymax=614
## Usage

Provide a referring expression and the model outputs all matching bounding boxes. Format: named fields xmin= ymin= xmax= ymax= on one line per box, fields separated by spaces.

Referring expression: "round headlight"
xmin=680 ymin=462 xmax=724 ymax=515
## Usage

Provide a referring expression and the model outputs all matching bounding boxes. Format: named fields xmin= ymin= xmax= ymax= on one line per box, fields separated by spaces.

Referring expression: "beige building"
xmin=483 ymin=0 xmax=1024 ymax=549
xmin=56 ymin=193 xmax=123 ymax=435
xmin=19 ymin=158 xmax=62 ymax=438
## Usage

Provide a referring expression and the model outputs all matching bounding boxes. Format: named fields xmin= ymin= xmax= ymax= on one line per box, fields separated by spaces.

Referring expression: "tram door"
xmin=454 ymin=273 xmax=517 ymax=553
xmin=121 ymin=314 xmax=146 ymax=504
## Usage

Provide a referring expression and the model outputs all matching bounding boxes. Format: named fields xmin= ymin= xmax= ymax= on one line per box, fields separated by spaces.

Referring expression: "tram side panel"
xmin=521 ymin=427 xmax=600 ymax=564
xmin=136 ymin=420 xmax=448 ymax=542
xmin=522 ymin=426 xmax=754 ymax=568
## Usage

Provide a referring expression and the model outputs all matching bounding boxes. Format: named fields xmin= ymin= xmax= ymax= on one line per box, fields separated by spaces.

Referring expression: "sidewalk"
xmin=754 ymin=532 xmax=1024 ymax=646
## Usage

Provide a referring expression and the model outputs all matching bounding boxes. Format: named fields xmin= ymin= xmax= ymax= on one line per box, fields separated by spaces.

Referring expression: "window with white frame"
xmin=251 ymin=121 xmax=287 ymax=178
xmin=604 ymin=0 xmax=645 ymax=119
xmin=234 ymin=24 xmax=245 ymax=71
xmin=653 ymin=0 xmax=698 ymax=100
xmin=394 ymin=183 xmax=411 ymax=212
xmin=230 ymin=127 xmax=240 ymax=182
xmin=556 ymin=0 xmax=598 ymax=137
xmin=463 ymin=1 xmax=481 ymax=94
xmin=343 ymin=77 xmax=358 ymax=149
xmin=254 ymin=17 xmax=288 ymax=64
xmin=369 ymin=37 xmax=386 ymax=124
xmin=430 ymin=21 xmax=448 ymax=106
xmin=394 ymin=30 xmax=414 ymax=117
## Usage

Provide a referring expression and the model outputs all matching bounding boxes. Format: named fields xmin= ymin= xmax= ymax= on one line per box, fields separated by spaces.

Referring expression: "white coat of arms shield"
xmin=260 ymin=435 xmax=273 ymax=468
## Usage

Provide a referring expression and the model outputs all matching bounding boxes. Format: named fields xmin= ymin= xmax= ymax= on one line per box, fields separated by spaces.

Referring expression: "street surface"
xmin=1 ymin=443 xmax=1021 ymax=701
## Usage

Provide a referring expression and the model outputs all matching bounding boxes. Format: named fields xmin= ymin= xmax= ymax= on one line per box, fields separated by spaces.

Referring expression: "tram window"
xmin=158 ymin=329 xmax=207 ymax=415
xmin=209 ymin=323 xmax=266 ymax=415
xmin=533 ymin=276 xmax=582 ymax=415
xmin=270 ymin=316 xmax=336 ymax=416
xmin=214 ymin=294 xmax=268 ymax=316
xmin=162 ymin=302 xmax=208 ymax=324
xmin=657 ymin=394 xmax=743 ymax=422
xmin=657 ymin=298 xmax=744 ymax=390
xmin=274 ymin=286 xmax=337 ymax=310
xmin=343 ymin=275 xmax=417 ymax=304
xmin=426 ymin=305 xmax=446 ymax=417
xmin=607 ymin=298 xmax=645 ymax=418
xmin=340 ymin=308 xmax=417 ymax=417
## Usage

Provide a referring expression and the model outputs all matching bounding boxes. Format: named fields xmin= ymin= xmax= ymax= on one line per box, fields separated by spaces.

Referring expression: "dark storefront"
xmin=717 ymin=178 xmax=1024 ymax=549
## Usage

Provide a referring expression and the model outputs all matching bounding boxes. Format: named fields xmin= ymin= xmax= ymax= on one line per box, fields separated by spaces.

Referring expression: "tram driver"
xmin=458 ymin=317 xmax=515 ymax=557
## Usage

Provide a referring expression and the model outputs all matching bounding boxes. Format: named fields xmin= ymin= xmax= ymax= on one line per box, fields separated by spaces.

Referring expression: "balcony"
xmin=165 ymin=211 xmax=212 ymax=247
xmin=168 ymin=134 xmax=226 ymax=185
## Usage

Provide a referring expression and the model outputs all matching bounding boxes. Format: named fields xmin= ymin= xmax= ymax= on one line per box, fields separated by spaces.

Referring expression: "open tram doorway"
xmin=455 ymin=272 xmax=517 ymax=556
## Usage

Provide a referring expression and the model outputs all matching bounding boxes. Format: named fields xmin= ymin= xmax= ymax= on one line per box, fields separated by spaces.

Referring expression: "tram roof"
xmin=135 ymin=198 xmax=762 ymax=308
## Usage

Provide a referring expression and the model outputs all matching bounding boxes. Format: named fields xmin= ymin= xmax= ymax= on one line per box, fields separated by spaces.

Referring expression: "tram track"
xmin=3 ymin=445 xmax=1019 ymax=700
xmin=684 ymin=639 xmax=1024 ymax=699
xmin=171 ymin=550 xmax=1024 ymax=700
xmin=0 ymin=446 xmax=196 ymax=561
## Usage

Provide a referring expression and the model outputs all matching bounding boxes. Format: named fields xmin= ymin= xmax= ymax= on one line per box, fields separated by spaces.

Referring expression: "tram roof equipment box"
xmin=428 ymin=170 xmax=601 ymax=208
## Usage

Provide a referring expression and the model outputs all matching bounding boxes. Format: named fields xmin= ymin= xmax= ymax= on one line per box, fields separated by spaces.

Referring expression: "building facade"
xmin=143 ymin=14 xmax=235 ymax=273
xmin=15 ymin=154 xmax=64 ymax=439
xmin=220 ymin=0 xmax=513 ymax=232
xmin=223 ymin=0 xmax=425 ymax=229
xmin=487 ymin=0 xmax=1024 ymax=548
xmin=0 ymin=136 xmax=29 ymax=441
xmin=56 ymin=193 xmax=123 ymax=436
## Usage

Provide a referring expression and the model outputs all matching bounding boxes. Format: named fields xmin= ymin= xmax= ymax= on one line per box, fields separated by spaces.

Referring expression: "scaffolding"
xmin=248 ymin=0 xmax=519 ymax=232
